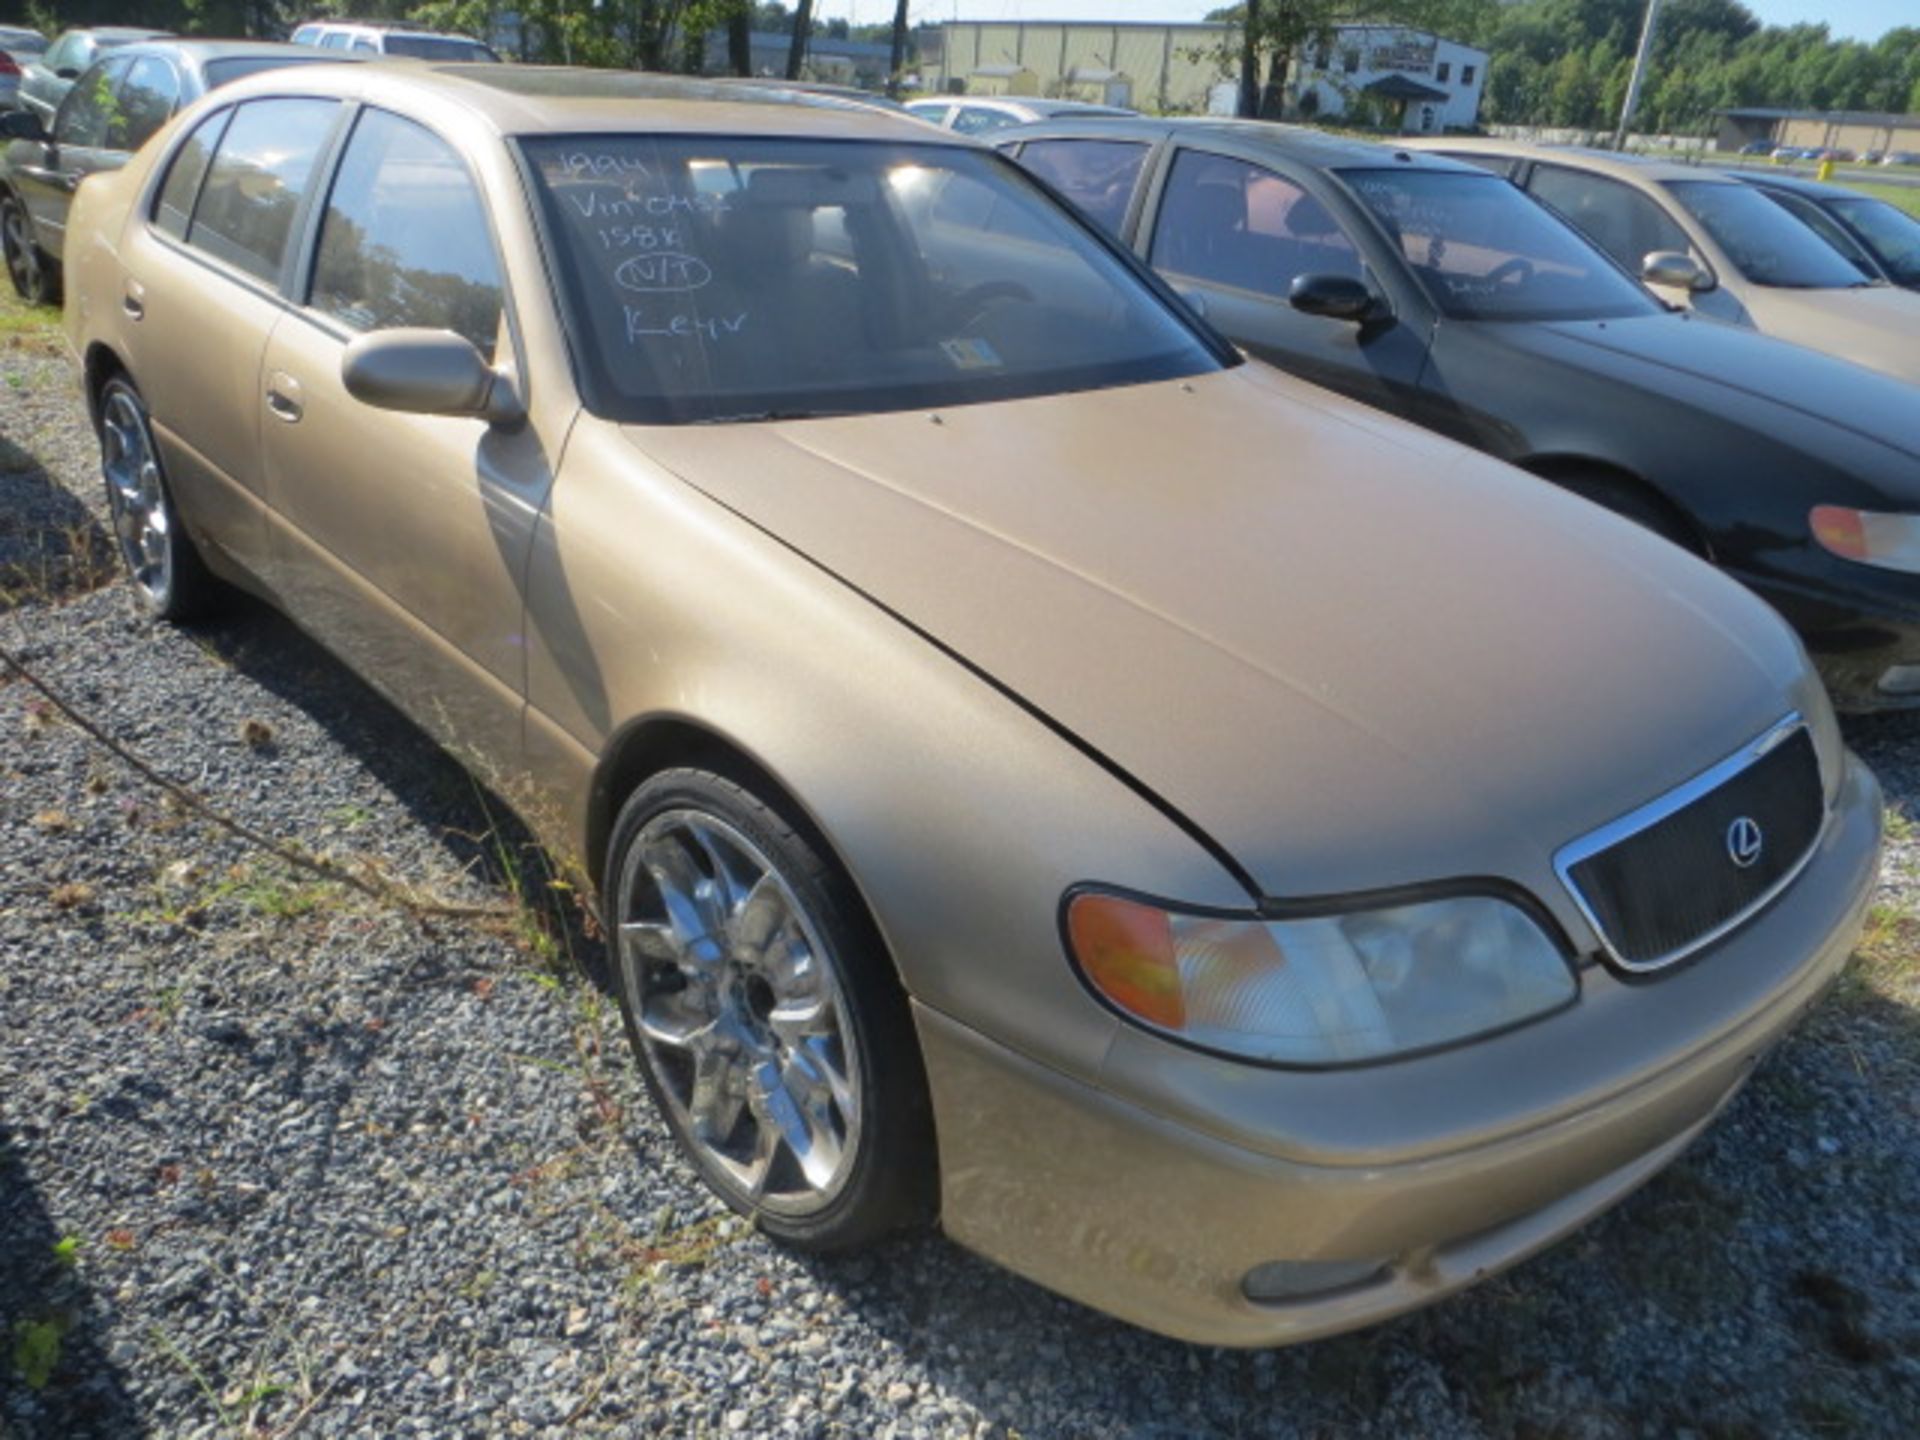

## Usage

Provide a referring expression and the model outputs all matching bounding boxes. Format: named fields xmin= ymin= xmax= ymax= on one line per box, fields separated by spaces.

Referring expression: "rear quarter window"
xmin=181 ymin=98 xmax=339 ymax=283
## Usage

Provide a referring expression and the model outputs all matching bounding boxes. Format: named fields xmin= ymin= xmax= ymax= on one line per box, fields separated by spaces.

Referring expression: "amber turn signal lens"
xmin=1810 ymin=504 xmax=1868 ymax=560
xmin=1066 ymin=893 xmax=1186 ymax=1029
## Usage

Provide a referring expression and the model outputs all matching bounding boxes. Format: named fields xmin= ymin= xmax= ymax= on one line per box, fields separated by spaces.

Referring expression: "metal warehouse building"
xmin=922 ymin=19 xmax=1232 ymax=112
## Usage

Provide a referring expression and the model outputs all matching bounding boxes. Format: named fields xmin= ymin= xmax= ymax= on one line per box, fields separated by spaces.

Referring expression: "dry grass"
xmin=0 ymin=286 xmax=62 ymax=356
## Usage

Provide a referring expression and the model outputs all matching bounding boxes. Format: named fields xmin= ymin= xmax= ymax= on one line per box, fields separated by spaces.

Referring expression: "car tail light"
xmin=0 ymin=54 xmax=19 ymax=77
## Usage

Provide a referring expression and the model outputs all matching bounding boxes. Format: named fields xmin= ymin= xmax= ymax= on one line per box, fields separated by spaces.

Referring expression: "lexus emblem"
xmin=1726 ymin=816 xmax=1764 ymax=869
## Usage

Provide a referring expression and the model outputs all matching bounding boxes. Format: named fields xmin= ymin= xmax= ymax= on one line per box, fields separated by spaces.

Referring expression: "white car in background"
xmin=289 ymin=20 xmax=499 ymax=63
xmin=905 ymin=95 xmax=1134 ymax=136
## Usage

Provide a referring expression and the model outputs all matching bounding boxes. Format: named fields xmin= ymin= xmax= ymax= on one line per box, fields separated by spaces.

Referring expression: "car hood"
xmin=627 ymin=364 xmax=1817 ymax=904
xmin=1745 ymin=283 xmax=1920 ymax=385
xmin=1516 ymin=313 xmax=1920 ymax=463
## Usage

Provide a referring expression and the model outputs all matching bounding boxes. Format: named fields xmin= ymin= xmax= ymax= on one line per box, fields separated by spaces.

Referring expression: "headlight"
xmin=1065 ymin=890 xmax=1575 ymax=1065
xmin=1810 ymin=505 xmax=1920 ymax=573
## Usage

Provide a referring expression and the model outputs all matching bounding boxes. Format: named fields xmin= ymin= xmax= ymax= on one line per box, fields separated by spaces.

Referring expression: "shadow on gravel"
xmin=178 ymin=590 xmax=604 ymax=979
xmin=0 ymin=434 xmax=116 ymax=613
xmin=0 ymin=1119 xmax=147 ymax=1438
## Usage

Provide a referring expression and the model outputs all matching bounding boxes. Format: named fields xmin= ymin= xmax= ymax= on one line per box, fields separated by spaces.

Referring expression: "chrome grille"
xmin=1556 ymin=717 xmax=1824 ymax=972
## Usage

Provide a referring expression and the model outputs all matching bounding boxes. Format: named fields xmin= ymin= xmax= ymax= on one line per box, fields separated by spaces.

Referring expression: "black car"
xmin=1733 ymin=169 xmax=1920 ymax=291
xmin=17 ymin=26 xmax=171 ymax=126
xmin=1000 ymin=117 xmax=1920 ymax=710
xmin=0 ymin=40 xmax=357 ymax=305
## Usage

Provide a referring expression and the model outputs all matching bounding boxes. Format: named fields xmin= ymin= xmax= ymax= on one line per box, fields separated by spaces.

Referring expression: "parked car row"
xmin=41 ymin=63 xmax=1896 ymax=1350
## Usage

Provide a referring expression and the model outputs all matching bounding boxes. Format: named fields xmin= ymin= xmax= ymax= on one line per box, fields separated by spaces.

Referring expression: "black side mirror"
xmin=54 ymin=66 xmax=79 ymax=80
xmin=0 ymin=110 xmax=47 ymax=142
xmin=1289 ymin=272 xmax=1379 ymax=322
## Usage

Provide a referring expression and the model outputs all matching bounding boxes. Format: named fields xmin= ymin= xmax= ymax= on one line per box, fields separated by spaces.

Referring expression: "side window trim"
xmin=290 ymin=103 xmax=526 ymax=388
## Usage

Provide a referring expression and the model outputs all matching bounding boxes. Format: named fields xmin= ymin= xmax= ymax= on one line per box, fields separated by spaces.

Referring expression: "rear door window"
xmin=186 ymin=97 xmax=339 ymax=283
xmin=107 ymin=54 xmax=180 ymax=152
xmin=309 ymin=109 xmax=504 ymax=357
xmin=1016 ymin=139 xmax=1149 ymax=238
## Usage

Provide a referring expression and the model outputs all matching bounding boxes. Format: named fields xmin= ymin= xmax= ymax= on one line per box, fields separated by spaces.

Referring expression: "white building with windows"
xmin=1291 ymin=26 xmax=1488 ymax=133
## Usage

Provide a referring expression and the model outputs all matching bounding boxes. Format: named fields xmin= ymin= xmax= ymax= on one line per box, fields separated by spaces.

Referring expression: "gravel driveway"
xmin=4 ymin=310 xmax=1919 ymax=1439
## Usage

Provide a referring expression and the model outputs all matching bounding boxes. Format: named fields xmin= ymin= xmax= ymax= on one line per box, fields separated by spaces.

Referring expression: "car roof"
xmin=1404 ymin=137 xmax=1735 ymax=185
xmin=75 ymin=27 xmax=173 ymax=40
xmin=116 ymin=39 xmax=345 ymax=65
xmin=1003 ymin=115 xmax=1487 ymax=174
xmin=212 ymin=63 xmax=972 ymax=143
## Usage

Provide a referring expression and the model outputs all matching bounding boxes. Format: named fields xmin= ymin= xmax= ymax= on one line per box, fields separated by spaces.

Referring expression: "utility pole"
xmin=1613 ymin=0 xmax=1664 ymax=151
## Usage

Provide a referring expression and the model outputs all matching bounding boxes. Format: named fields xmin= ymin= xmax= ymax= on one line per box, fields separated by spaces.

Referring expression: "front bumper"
xmin=917 ymin=753 xmax=1880 ymax=1347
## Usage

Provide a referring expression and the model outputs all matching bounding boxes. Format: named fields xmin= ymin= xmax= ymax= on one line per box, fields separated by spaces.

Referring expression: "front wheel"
xmin=2 ymin=194 xmax=58 ymax=306
xmin=605 ymin=767 xmax=936 ymax=1249
xmin=97 ymin=376 xmax=218 ymax=621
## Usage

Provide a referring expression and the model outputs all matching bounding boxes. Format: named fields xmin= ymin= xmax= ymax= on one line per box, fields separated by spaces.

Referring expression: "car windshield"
xmin=1341 ymin=167 xmax=1662 ymax=322
xmin=384 ymin=35 xmax=496 ymax=61
xmin=1663 ymin=180 xmax=1871 ymax=288
xmin=521 ymin=135 xmax=1224 ymax=424
xmin=1830 ymin=195 xmax=1920 ymax=287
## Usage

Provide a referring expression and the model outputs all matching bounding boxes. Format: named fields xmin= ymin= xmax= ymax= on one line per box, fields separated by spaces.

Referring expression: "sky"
xmin=809 ymin=1 xmax=1913 ymax=45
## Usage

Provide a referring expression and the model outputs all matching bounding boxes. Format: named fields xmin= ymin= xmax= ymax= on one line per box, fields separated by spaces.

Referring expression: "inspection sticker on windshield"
xmin=940 ymin=337 xmax=1003 ymax=370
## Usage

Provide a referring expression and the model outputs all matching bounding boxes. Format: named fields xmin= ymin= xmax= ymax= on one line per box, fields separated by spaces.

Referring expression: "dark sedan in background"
xmin=17 ymin=26 xmax=170 ymax=125
xmin=1002 ymin=118 xmax=1920 ymax=710
xmin=0 ymin=40 xmax=355 ymax=305
xmin=1734 ymin=169 xmax=1920 ymax=291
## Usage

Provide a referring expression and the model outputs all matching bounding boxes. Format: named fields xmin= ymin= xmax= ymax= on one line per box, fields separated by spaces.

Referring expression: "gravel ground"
xmin=4 ymin=315 xmax=1920 ymax=1439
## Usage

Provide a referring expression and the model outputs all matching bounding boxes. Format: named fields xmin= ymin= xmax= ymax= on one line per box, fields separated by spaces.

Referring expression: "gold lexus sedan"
xmin=62 ymin=66 xmax=1882 ymax=1346
xmin=1407 ymin=138 xmax=1920 ymax=386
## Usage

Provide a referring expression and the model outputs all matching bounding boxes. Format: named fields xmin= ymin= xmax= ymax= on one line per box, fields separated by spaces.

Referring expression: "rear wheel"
xmin=2 ymin=194 xmax=58 ymax=306
xmin=97 ymin=376 xmax=218 ymax=621
xmin=605 ymin=766 xmax=936 ymax=1249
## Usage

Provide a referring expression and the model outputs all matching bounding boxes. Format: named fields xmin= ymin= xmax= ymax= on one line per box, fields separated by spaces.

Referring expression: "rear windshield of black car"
xmin=384 ymin=35 xmax=498 ymax=62
xmin=1665 ymin=180 xmax=1872 ymax=288
xmin=203 ymin=55 xmax=346 ymax=89
xmin=1343 ymin=168 xmax=1663 ymax=322
xmin=520 ymin=134 xmax=1224 ymax=424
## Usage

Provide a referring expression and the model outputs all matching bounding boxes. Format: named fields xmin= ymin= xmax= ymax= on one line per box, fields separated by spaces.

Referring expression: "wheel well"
xmin=586 ymin=717 xmax=814 ymax=895
xmin=1518 ymin=455 xmax=1711 ymax=560
xmin=82 ymin=343 xmax=128 ymax=433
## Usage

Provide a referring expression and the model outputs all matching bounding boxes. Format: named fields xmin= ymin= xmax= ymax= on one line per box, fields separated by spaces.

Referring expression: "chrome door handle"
xmin=121 ymin=282 xmax=143 ymax=320
xmin=265 ymin=386 xmax=303 ymax=422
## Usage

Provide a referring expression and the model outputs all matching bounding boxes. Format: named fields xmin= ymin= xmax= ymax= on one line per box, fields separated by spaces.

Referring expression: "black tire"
xmin=604 ymin=765 xmax=936 ymax=1250
xmin=1550 ymin=467 xmax=1702 ymax=555
xmin=96 ymin=375 xmax=219 ymax=621
xmin=2 ymin=193 xmax=59 ymax=307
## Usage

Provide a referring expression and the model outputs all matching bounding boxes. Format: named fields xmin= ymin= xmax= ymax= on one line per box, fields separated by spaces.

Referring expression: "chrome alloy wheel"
xmin=616 ymin=810 xmax=863 ymax=1216
xmin=2 ymin=200 xmax=42 ymax=303
xmin=100 ymin=387 xmax=172 ymax=604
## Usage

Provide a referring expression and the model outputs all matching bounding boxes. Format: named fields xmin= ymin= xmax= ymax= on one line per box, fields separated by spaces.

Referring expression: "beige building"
xmin=1718 ymin=107 xmax=1920 ymax=156
xmin=923 ymin=20 xmax=1234 ymax=113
